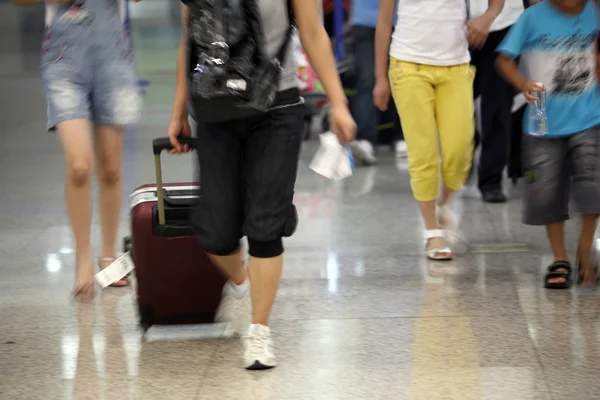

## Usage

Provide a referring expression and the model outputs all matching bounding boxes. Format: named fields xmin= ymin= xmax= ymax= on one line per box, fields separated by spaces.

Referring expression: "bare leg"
xmin=209 ymin=248 xmax=250 ymax=337
xmin=437 ymin=185 xmax=467 ymax=249
xmin=437 ymin=185 xmax=455 ymax=209
xmin=208 ymin=248 xmax=247 ymax=285
xmin=578 ymin=214 xmax=599 ymax=286
xmin=94 ymin=125 xmax=128 ymax=286
xmin=546 ymin=222 xmax=569 ymax=285
xmin=248 ymin=255 xmax=283 ymax=326
xmin=57 ymin=119 xmax=95 ymax=300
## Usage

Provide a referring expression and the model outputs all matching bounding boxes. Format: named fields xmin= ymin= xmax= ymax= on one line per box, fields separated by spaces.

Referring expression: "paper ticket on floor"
xmin=94 ymin=252 xmax=135 ymax=288
xmin=310 ymin=131 xmax=354 ymax=181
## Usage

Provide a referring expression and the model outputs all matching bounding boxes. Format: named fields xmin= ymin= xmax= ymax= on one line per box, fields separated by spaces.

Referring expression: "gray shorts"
xmin=522 ymin=126 xmax=600 ymax=225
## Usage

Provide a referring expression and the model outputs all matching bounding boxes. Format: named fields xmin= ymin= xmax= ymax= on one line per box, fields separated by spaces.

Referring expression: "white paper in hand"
xmin=336 ymin=146 xmax=354 ymax=180
xmin=310 ymin=132 xmax=354 ymax=181
xmin=95 ymin=252 xmax=135 ymax=288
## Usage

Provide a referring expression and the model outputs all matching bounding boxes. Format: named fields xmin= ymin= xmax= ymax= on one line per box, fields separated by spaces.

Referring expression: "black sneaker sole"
xmin=246 ymin=361 xmax=276 ymax=371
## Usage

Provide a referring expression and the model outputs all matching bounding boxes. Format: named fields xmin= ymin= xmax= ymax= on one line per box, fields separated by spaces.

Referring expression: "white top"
xmin=390 ymin=0 xmax=470 ymax=66
xmin=469 ymin=0 xmax=524 ymax=32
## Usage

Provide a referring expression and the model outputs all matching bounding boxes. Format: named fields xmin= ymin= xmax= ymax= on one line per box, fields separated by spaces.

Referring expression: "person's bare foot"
xmin=73 ymin=257 xmax=95 ymax=301
xmin=578 ymin=248 xmax=598 ymax=287
xmin=426 ymin=237 xmax=452 ymax=257
xmin=99 ymin=257 xmax=130 ymax=287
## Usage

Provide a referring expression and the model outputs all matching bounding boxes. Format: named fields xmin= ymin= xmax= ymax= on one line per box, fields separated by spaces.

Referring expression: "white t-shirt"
xmin=390 ymin=0 xmax=470 ymax=66
xmin=469 ymin=0 xmax=524 ymax=32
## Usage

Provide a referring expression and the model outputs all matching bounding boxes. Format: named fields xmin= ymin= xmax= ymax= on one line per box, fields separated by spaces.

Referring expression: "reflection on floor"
xmin=1 ymin=3 xmax=600 ymax=400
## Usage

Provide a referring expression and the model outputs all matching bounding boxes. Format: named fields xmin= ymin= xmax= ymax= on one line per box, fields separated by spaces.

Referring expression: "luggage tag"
xmin=94 ymin=252 xmax=135 ymax=288
xmin=59 ymin=1 xmax=90 ymax=24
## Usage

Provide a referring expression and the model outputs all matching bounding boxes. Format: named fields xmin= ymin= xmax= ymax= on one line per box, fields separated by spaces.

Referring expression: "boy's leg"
xmin=546 ymin=222 xmax=568 ymax=263
xmin=522 ymin=134 xmax=571 ymax=286
xmin=569 ymin=126 xmax=600 ymax=285
xmin=241 ymin=90 xmax=304 ymax=370
xmin=578 ymin=214 xmax=599 ymax=285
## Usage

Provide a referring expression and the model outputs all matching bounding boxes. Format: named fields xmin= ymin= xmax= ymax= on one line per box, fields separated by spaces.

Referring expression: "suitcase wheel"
xmin=139 ymin=305 xmax=154 ymax=332
xmin=123 ymin=236 xmax=132 ymax=253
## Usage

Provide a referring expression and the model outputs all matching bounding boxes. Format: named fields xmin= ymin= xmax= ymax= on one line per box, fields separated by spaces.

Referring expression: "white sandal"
xmin=424 ymin=229 xmax=453 ymax=261
xmin=437 ymin=204 xmax=468 ymax=254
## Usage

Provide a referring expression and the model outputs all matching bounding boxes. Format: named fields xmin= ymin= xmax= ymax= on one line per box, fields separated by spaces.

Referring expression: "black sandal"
xmin=544 ymin=261 xmax=573 ymax=289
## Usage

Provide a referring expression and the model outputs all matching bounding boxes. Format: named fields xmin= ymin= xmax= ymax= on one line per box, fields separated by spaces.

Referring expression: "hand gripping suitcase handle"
xmin=152 ymin=137 xmax=197 ymax=226
xmin=152 ymin=137 xmax=196 ymax=155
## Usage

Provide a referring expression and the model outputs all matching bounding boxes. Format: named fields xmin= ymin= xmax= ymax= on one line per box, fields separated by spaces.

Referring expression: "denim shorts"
xmin=522 ymin=126 xmax=600 ymax=225
xmin=40 ymin=3 xmax=141 ymax=130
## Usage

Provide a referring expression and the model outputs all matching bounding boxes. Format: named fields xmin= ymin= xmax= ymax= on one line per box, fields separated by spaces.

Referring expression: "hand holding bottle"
xmin=524 ymin=81 xmax=548 ymax=137
xmin=521 ymin=81 xmax=544 ymax=104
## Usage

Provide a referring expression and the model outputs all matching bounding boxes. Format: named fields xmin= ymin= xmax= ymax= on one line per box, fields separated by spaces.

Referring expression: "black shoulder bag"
xmin=187 ymin=0 xmax=295 ymax=123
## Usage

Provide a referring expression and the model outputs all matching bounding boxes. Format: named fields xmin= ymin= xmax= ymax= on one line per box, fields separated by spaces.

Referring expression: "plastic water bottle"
xmin=528 ymin=83 xmax=548 ymax=137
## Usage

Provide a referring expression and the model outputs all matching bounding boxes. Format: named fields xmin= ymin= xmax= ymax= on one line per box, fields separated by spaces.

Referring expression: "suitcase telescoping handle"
xmin=152 ymin=137 xmax=197 ymax=226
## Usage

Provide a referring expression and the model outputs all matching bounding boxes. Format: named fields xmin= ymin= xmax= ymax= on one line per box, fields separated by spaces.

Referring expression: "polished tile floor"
xmin=2 ymin=2 xmax=600 ymax=400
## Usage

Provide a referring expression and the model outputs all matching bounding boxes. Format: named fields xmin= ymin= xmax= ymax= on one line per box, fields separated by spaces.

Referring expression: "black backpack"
xmin=186 ymin=0 xmax=295 ymax=123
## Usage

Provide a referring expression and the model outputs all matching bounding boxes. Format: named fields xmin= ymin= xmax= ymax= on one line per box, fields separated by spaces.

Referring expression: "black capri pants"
xmin=191 ymin=88 xmax=304 ymax=258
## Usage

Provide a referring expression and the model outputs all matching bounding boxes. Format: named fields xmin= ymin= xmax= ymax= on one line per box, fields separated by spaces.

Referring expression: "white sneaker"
xmin=215 ymin=280 xmax=251 ymax=338
xmin=349 ymin=140 xmax=377 ymax=165
xmin=242 ymin=324 xmax=277 ymax=370
xmin=395 ymin=140 xmax=408 ymax=158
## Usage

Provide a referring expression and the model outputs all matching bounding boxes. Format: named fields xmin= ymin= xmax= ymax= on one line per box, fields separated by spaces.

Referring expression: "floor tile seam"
xmin=193 ymin=340 xmax=219 ymax=396
xmin=1 ymin=311 xmax=530 ymax=330
xmin=520 ymin=311 xmax=600 ymax=316
xmin=528 ymin=334 xmax=557 ymax=400
xmin=482 ymin=203 xmax=507 ymax=244
xmin=268 ymin=313 xmax=527 ymax=323
xmin=511 ymin=266 xmax=558 ymax=400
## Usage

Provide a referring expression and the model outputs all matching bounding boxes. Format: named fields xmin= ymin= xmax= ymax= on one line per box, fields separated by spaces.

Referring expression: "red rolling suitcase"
xmin=127 ymin=137 xmax=225 ymax=331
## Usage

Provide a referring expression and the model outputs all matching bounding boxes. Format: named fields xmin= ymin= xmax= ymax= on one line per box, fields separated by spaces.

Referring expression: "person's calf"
xmin=209 ymin=248 xmax=251 ymax=337
xmin=247 ymin=239 xmax=283 ymax=326
xmin=578 ymin=214 xmax=599 ymax=286
xmin=208 ymin=247 xmax=246 ymax=285
xmin=243 ymin=241 xmax=283 ymax=370
xmin=546 ymin=222 xmax=568 ymax=262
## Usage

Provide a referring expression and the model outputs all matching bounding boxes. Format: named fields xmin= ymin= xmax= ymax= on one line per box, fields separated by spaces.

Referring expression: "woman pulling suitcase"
xmin=13 ymin=0 xmax=142 ymax=300
xmin=169 ymin=0 xmax=356 ymax=369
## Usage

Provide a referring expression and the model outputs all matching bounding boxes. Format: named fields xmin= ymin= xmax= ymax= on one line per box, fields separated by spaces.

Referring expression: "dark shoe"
xmin=481 ymin=189 xmax=507 ymax=203
xmin=544 ymin=261 xmax=573 ymax=289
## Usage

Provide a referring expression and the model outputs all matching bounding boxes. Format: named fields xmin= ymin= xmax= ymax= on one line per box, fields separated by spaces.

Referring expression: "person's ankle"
xmin=228 ymin=279 xmax=250 ymax=298
xmin=231 ymin=273 xmax=248 ymax=286
xmin=76 ymin=251 xmax=93 ymax=263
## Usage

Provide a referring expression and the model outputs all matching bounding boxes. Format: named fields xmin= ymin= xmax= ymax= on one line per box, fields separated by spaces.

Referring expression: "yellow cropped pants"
xmin=389 ymin=58 xmax=475 ymax=202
